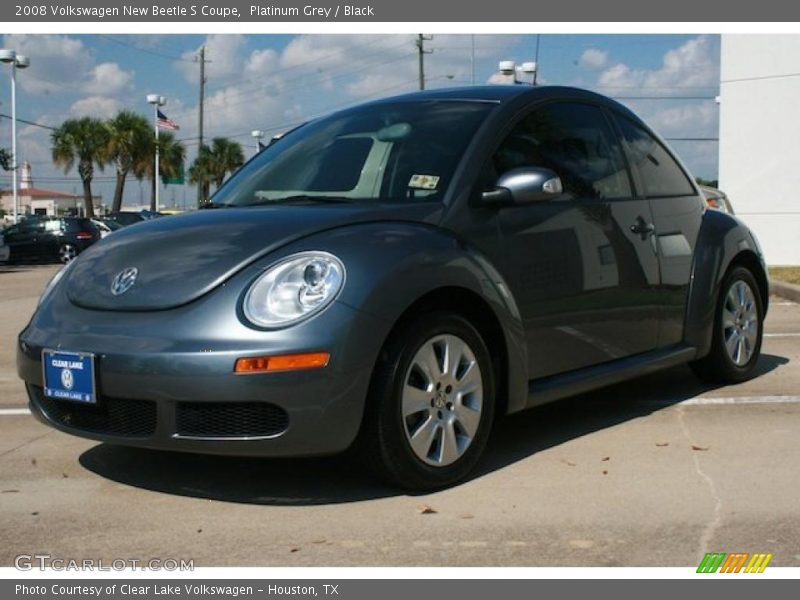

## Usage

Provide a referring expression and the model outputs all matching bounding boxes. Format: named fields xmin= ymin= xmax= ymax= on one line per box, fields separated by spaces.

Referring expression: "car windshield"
xmin=209 ymin=100 xmax=495 ymax=207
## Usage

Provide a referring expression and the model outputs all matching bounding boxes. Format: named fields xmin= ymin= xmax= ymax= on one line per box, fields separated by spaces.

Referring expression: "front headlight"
xmin=243 ymin=251 xmax=345 ymax=328
xmin=38 ymin=259 xmax=76 ymax=306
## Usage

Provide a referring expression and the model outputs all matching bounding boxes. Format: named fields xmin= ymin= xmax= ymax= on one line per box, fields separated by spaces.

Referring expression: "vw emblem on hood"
xmin=110 ymin=267 xmax=139 ymax=296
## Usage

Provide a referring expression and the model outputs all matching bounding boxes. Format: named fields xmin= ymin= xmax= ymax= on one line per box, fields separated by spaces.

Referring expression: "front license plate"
xmin=42 ymin=350 xmax=97 ymax=404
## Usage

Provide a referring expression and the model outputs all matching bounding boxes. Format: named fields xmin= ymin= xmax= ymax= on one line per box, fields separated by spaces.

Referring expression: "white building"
xmin=719 ymin=35 xmax=800 ymax=265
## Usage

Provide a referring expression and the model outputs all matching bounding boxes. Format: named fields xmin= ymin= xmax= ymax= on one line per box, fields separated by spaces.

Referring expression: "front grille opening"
xmin=175 ymin=401 xmax=289 ymax=439
xmin=33 ymin=386 xmax=157 ymax=437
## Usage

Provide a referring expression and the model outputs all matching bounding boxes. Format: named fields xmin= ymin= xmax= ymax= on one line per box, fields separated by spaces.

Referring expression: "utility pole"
xmin=470 ymin=34 xmax=475 ymax=85
xmin=196 ymin=45 xmax=207 ymax=206
xmin=416 ymin=34 xmax=432 ymax=90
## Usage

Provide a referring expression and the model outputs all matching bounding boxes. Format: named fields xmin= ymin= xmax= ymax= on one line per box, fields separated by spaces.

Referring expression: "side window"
xmin=491 ymin=102 xmax=632 ymax=200
xmin=615 ymin=116 xmax=695 ymax=198
xmin=19 ymin=220 xmax=44 ymax=234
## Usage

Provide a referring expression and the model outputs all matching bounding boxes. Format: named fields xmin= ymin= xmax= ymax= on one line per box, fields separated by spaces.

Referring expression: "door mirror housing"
xmin=482 ymin=167 xmax=563 ymax=206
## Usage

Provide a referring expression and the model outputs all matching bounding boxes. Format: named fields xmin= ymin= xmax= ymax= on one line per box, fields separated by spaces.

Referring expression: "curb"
xmin=770 ymin=279 xmax=800 ymax=304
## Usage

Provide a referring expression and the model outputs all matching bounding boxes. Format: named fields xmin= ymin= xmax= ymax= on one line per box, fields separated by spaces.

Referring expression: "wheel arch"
xmin=375 ymin=285 xmax=514 ymax=420
xmin=684 ymin=209 xmax=769 ymax=358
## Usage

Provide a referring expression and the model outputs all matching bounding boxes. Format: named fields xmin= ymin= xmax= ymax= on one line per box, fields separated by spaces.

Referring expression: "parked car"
xmin=0 ymin=230 xmax=9 ymax=263
xmin=91 ymin=219 xmax=123 ymax=238
xmin=699 ymin=185 xmax=735 ymax=214
xmin=3 ymin=217 xmax=101 ymax=264
xmin=18 ymin=86 xmax=768 ymax=490
xmin=105 ymin=211 xmax=146 ymax=227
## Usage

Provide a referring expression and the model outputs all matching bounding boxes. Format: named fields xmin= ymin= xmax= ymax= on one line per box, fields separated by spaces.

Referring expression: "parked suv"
xmin=2 ymin=217 xmax=101 ymax=264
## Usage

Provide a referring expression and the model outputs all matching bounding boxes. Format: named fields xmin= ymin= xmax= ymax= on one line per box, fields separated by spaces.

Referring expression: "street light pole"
xmin=146 ymin=94 xmax=166 ymax=212
xmin=251 ymin=130 xmax=265 ymax=155
xmin=1 ymin=49 xmax=30 ymax=224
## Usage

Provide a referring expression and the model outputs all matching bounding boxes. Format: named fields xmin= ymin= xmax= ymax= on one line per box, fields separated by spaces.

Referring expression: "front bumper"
xmin=18 ymin=282 xmax=390 ymax=457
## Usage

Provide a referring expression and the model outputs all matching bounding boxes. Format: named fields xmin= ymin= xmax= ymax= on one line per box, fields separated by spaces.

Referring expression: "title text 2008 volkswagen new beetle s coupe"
xmin=18 ymin=86 xmax=768 ymax=490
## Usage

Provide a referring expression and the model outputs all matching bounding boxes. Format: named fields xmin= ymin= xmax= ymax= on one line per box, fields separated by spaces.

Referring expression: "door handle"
xmin=630 ymin=217 xmax=655 ymax=240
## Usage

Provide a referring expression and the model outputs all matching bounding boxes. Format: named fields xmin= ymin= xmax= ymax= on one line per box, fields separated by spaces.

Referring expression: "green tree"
xmin=188 ymin=144 xmax=215 ymax=205
xmin=105 ymin=111 xmax=151 ymax=213
xmin=0 ymin=148 xmax=11 ymax=171
xmin=137 ymin=132 xmax=186 ymax=212
xmin=51 ymin=117 xmax=110 ymax=218
xmin=189 ymin=137 xmax=245 ymax=204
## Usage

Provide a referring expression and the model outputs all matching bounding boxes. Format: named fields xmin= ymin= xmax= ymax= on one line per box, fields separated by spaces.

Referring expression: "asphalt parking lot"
xmin=1 ymin=264 xmax=798 ymax=567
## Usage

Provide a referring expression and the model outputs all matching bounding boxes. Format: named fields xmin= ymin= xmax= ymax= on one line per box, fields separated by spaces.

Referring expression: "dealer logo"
xmin=110 ymin=267 xmax=138 ymax=296
xmin=60 ymin=369 xmax=73 ymax=390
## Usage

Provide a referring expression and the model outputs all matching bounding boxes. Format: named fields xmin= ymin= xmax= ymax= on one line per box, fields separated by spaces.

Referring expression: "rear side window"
xmin=492 ymin=102 xmax=632 ymax=200
xmin=615 ymin=116 xmax=695 ymax=198
xmin=63 ymin=219 xmax=95 ymax=232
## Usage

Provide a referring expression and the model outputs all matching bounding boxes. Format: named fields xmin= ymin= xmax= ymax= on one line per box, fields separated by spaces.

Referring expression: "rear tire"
xmin=58 ymin=243 xmax=77 ymax=264
xmin=360 ymin=311 xmax=496 ymax=490
xmin=690 ymin=265 xmax=763 ymax=383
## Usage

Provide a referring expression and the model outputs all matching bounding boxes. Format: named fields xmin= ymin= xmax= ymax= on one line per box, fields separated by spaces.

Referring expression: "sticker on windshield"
xmin=409 ymin=174 xmax=440 ymax=190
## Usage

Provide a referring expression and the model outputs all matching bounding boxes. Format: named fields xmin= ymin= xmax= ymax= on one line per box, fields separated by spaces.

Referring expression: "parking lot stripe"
xmin=679 ymin=395 xmax=800 ymax=406
xmin=0 ymin=408 xmax=31 ymax=416
xmin=763 ymin=333 xmax=800 ymax=337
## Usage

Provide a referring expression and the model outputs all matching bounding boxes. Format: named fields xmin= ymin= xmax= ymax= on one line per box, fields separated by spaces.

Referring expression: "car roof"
xmin=366 ymin=85 xmax=621 ymax=106
xmin=350 ymin=85 xmax=642 ymax=124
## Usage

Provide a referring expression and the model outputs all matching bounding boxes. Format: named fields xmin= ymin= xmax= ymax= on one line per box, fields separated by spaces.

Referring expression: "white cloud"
xmin=70 ymin=96 xmax=124 ymax=119
xmin=176 ymin=34 xmax=246 ymax=85
xmin=2 ymin=34 xmax=93 ymax=96
xmin=86 ymin=63 xmax=134 ymax=96
xmin=578 ymin=48 xmax=609 ymax=71
xmin=597 ymin=35 xmax=718 ymax=92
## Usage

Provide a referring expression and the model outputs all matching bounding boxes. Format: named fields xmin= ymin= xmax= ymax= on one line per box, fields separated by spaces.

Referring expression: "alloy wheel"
xmin=722 ymin=279 xmax=759 ymax=366
xmin=401 ymin=334 xmax=483 ymax=467
xmin=59 ymin=244 xmax=77 ymax=264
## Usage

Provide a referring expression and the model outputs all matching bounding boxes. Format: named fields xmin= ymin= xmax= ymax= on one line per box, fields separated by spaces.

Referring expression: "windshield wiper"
xmin=245 ymin=195 xmax=355 ymax=206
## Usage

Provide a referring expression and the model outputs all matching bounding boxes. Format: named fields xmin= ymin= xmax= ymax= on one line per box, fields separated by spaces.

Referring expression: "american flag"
xmin=157 ymin=109 xmax=179 ymax=131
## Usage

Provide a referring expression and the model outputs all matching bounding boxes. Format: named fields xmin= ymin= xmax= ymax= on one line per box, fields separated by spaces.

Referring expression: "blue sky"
xmin=0 ymin=34 xmax=720 ymax=209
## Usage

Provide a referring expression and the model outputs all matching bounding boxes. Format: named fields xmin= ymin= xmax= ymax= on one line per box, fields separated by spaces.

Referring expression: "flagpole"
xmin=154 ymin=104 xmax=160 ymax=212
xmin=146 ymin=94 xmax=166 ymax=213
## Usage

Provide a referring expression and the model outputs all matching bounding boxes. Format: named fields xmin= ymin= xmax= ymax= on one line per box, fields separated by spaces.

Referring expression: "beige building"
xmin=0 ymin=161 xmax=101 ymax=221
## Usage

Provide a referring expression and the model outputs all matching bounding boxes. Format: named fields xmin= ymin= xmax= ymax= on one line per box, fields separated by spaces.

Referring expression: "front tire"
xmin=361 ymin=312 xmax=496 ymax=490
xmin=690 ymin=265 xmax=763 ymax=383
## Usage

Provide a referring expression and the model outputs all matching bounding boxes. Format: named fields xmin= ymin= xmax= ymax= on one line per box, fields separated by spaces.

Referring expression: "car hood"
xmin=65 ymin=204 xmax=440 ymax=311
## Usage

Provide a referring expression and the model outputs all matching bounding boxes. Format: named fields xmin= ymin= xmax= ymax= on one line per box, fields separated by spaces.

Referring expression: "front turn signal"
xmin=234 ymin=352 xmax=330 ymax=374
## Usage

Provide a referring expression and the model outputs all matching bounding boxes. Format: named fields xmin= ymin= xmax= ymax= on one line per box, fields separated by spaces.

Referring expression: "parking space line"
xmin=763 ymin=333 xmax=800 ymax=337
xmin=642 ymin=395 xmax=800 ymax=407
xmin=0 ymin=408 xmax=31 ymax=416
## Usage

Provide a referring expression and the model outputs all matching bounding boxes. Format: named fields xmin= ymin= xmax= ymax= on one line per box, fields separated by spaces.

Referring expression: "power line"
xmin=97 ymin=35 xmax=197 ymax=62
xmin=0 ymin=113 xmax=56 ymax=130
xmin=721 ymin=71 xmax=800 ymax=84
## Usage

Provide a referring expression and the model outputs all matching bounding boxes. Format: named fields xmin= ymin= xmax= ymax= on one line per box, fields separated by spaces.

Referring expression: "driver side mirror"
xmin=482 ymin=167 xmax=563 ymax=206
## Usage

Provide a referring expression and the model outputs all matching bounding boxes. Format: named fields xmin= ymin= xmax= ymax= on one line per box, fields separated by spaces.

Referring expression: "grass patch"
xmin=769 ymin=267 xmax=800 ymax=285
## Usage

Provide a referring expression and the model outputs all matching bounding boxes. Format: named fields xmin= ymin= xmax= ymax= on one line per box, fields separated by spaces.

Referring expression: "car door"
xmin=613 ymin=114 xmax=704 ymax=347
xmin=483 ymin=101 xmax=661 ymax=379
xmin=4 ymin=221 xmax=41 ymax=261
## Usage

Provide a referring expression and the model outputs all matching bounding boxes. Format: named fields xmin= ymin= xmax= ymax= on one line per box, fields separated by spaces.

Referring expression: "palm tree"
xmin=105 ymin=111 xmax=151 ymax=213
xmin=208 ymin=137 xmax=245 ymax=188
xmin=137 ymin=132 xmax=186 ymax=212
xmin=189 ymin=137 xmax=245 ymax=204
xmin=51 ymin=117 xmax=110 ymax=218
xmin=188 ymin=144 xmax=215 ymax=205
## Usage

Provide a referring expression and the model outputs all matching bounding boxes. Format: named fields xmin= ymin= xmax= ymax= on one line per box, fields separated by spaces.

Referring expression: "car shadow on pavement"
xmin=79 ymin=353 xmax=789 ymax=506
